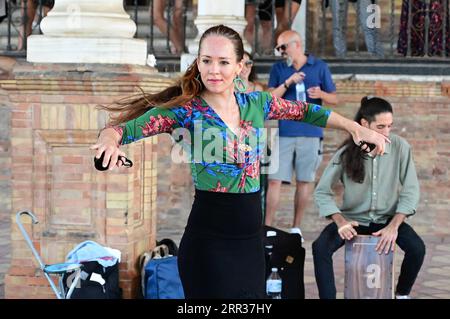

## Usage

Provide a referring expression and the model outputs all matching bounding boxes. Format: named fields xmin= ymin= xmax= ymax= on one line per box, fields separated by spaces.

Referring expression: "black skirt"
xmin=177 ymin=189 xmax=265 ymax=299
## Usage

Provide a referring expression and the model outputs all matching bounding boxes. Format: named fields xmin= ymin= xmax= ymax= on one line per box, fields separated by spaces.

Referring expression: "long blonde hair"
xmin=100 ymin=25 xmax=244 ymax=125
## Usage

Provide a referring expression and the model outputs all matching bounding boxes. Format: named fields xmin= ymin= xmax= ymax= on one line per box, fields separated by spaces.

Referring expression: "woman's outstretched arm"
xmin=90 ymin=104 xmax=188 ymax=170
xmin=263 ymin=92 xmax=390 ymax=156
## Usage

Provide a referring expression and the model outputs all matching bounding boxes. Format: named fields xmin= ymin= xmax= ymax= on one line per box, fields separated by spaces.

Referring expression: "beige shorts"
xmin=268 ymin=136 xmax=323 ymax=183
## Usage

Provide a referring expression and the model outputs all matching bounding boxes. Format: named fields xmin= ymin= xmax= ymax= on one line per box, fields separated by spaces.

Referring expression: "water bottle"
xmin=295 ymin=81 xmax=306 ymax=102
xmin=266 ymin=267 xmax=282 ymax=299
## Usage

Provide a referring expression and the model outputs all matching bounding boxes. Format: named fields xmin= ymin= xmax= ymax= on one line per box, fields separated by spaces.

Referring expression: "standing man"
xmin=265 ymin=30 xmax=338 ymax=240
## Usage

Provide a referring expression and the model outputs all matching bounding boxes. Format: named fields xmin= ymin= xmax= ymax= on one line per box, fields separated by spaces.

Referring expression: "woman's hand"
xmin=351 ymin=124 xmax=390 ymax=156
xmin=90 ymin=128 xmax=126 ymax=170
xmin=326 ymin=113 xmax=390 ymax=157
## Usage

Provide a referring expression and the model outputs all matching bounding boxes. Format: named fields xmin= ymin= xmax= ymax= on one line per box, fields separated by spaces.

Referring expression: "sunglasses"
xmin=275 ymin=41 xmax=296 ymax=52
xmin=244 ymin=60 xmax=254 ymax=67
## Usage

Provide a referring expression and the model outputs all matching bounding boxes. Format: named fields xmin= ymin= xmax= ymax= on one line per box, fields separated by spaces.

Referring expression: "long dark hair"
xmin=100 ymin=25 xmax=244 ymax=125
xmin=339 ymin=96 xmax=393 ymax=183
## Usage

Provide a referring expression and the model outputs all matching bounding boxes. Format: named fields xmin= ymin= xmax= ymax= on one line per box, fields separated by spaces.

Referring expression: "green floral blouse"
xmin=113 ymin=91 xmax=331 ymax=193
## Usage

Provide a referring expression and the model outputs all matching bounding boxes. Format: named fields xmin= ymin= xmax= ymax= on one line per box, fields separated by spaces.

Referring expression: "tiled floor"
xmin=301 ymin=231 xmax=450 ymax=299
xmin=2 ymin=214 xmax=450 ymax=299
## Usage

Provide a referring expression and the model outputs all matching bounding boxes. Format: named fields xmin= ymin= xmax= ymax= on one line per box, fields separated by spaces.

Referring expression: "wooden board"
xmin=344 ymin=235 xmax=394 ymax=299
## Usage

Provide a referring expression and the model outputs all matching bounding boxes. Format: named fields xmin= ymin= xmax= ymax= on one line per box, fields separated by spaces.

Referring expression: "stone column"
xmin=27 ymin=0 xmax=147 ymax=65
xmin=180 ymin=0 xmax=248 ymax=71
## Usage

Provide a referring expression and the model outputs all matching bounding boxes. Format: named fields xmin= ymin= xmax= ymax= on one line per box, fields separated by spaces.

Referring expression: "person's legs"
xmin=152 ymin=0 xmax=169 ymax=40
xmin=25 ymin=0 xmax=36 ymax=36
xmin=274 ymin=0 xmax=301 ymax=42
xmin=257 ymin=0 xmax=275 ymax=53
xmin=152 ymin=0 xmax=183 ymax=54
xmin=260 ymin=21 xmax=274 ymax=54
xmin=244 ymin=2 xmax=257 ymax=49
xmin=395 ymin=223 xmax=426 ymax=296
xmin=42 ymin=5 xmax=51 ymax=16
xmin=265 ymin=137 xmax=296 ymax=226
xmin=293 ymin=181 xmax=314 ymax=228
xmin=282 ymin=0 xmax=301 ymax=29
xmin=357 ymin=0 xmax=384 ymax=57
xmin=292 ymin=137 xmax=322 ymax=229
xmin=172 ymin=0 xmax=185 ymax=53
xmin=17 ymin=0 xmax=36 ymax=50
xmin=330 ymin=0 xmax=348 ymax=57
xmin=273 ymin=1 xmax=285 ymax=42
xmin=312 ymin=222 xmax=345 ymax=299
xmin=264 ymin=179 xmax=282 ymax=226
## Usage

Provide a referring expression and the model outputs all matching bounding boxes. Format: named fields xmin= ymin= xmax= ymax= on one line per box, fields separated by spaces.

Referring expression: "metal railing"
xmin=128 ymin=0 xmax=191 ymax=55
xmin=0 ymin=0 xmax=50 ymax=55
xmin=313 ymin=0 xmax=449 ymax=59
xmin=0 ymin=0 xmax=448 ymax=60
xmin=0 ymin=0 xmax=193 ymax=56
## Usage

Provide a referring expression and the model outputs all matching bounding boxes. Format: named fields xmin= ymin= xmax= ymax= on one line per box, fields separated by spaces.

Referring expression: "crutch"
xmin=16 ymin=210 xmax=83 ymax=299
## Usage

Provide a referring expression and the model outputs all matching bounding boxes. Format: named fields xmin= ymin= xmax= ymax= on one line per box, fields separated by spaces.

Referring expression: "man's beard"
xmin=285 ymin=56 xmax=293 ymax=67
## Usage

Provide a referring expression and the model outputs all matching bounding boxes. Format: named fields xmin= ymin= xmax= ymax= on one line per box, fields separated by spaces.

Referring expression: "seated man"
xmin=312 ymin=96 xmax=425 ymax=299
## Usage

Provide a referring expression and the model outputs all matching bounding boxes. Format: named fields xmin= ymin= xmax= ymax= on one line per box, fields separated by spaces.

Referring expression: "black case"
xmin=263 ymin=225 xmax=305 ymax=299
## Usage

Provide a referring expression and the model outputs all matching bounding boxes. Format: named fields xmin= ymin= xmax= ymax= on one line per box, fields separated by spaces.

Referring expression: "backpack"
xmin=139 ymin=239 xmax=184 ymax=299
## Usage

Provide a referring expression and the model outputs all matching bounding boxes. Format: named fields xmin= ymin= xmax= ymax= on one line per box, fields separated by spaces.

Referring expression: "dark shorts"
xmin=258 ymin=0 xmax=302 ymax=21
xmin=33 ymin=0 xmax=55 ymax=8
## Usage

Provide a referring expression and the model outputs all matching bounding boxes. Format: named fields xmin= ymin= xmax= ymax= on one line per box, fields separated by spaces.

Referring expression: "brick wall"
xmin=0 ymin=62 xmax=174 ymax=298
xmin=156 ymin=79 xmax=450 ymax=244
xmin=0 ymin=57 xmax=14 ymax=298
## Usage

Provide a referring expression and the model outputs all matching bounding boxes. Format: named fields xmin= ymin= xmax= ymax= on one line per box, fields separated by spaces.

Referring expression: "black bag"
xmin=63 ymin=261 xmax=122 ymax=299
xmin=263 ymin=225 xmax=305 ymax=299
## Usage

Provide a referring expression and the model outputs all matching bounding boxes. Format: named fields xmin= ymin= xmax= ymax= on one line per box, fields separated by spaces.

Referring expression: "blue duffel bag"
xmin=140 ymin=241 xmax=184 ymax=299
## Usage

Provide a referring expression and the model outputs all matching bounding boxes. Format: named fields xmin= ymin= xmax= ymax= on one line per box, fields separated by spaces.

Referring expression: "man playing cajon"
xmin=312 ymin=96 xmax=425 ymax=299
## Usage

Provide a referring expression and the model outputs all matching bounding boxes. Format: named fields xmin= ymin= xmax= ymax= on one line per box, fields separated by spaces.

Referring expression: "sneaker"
xmin=395 ymin=295 xmax=411 ymax=299
xmin=290 ymin=227 xmax=304 ymax=243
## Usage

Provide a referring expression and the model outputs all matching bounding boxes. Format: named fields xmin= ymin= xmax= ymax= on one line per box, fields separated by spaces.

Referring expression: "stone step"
xmin=0 ymin=36 xmax=189 ymax=54
xmin=153 ymin=55 xmax=450 ymax=76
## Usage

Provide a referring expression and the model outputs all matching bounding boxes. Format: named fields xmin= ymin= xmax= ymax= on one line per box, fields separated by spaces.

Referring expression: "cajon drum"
xmin=344 ymin=235 xmax=394 ymax=299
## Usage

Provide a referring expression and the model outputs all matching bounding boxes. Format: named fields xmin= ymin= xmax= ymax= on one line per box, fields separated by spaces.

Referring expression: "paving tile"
xmin=1 ymin=209 xmax=450 ymax=299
